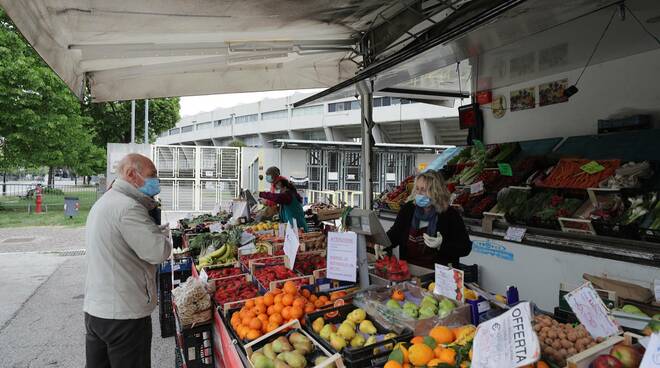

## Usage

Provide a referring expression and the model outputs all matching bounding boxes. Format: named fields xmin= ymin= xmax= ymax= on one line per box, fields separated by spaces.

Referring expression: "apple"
xmin=610 ymin=343 xmax=642 ymax=368
xmin=590 ymin=355 xmax=623 ymax=368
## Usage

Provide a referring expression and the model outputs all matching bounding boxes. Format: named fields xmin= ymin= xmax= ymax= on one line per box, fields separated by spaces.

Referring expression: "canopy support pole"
xmin=131 ymin=100 xmax=136 ymax=143
xmin=144 ymin=99 xmax=149 ymax=144
xmin=358 ymin=81 xmax=374 ymax=210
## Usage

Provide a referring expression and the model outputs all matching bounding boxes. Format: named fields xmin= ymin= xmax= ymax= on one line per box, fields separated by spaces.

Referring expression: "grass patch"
xmin=0 ymin=190 xmax=97 ymax=228
xmin=0 ymin=209 xmax=90 ymax=228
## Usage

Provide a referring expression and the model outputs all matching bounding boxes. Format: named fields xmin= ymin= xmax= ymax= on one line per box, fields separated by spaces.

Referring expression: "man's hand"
xmin=423 ymin=232 xmax=443 ymax=249
xmin=158 ymin=223 xmax=170 ymax=237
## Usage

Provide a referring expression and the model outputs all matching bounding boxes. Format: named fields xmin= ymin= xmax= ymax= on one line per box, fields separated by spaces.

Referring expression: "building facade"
xmin=156 ymin=92 xmax=467 ymax=147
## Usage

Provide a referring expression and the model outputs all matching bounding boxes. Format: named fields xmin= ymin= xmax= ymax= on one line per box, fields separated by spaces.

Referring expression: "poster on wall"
xmin=492 ymin=95 xmax=507 ymax=119
xmin=510 ymin=87 xmax=536 ymax=112
xmin=539 ymin=79 xmax=569 ymax=106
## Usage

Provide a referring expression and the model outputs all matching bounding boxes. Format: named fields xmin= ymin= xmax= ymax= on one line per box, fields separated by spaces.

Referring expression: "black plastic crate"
xmin=456 ymin=263 xmax=478 ymax=284
xmin=158 ymin=259 xmax=193 ymax=338
xmin=304 ymin=303 xmax=413 ymax=368
xmin=592 ymin=219 xmax=641 ymax=240
xmin=174 ymin=315 xmax=213 ymax=368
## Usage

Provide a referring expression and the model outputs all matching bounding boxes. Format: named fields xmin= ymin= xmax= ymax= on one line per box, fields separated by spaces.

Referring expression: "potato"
xmin=568 ymin=347 xmax=577 ymax=356
xmin=545 ymin=338 xmax=554 ymax=346
xmin=561 ymin=339 xmax=572 ymax=349
xmin=552 ymin=340 xmax=562 ymax=350
xmin=547 ymin=330 xmax=557 ymax=339
xmin=558 ymin=332 xmax=567 ymax=340
xmin=567 ymin=332 xmax=577 ymax=342
xmin=541 ymin=326 xmax=550 ymax=334
xmin=534 ymin=324 xmax=542 ymax=332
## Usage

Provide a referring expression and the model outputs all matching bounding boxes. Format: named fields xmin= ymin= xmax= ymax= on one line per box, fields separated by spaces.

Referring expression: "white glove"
xmin=158 ymin=222 xmax=170 ymax=231
xmin=423 ymin=232 xmax=443 ymax=249
xmin=374 ymin=244 xmax=386 ymax=260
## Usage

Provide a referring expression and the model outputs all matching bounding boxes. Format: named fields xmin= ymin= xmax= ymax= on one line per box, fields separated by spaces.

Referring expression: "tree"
xmin=82 ymin=97 xmax=180 ymax=146
xmin=0 ymin=9 xmax=105 ymax=187
xmin=229 ymin=139 xmax=246 ymax=148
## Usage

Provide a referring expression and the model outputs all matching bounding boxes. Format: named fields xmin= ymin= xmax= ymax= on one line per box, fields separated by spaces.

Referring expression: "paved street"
xmin=0 ymin=227 xmax=175 ymax=368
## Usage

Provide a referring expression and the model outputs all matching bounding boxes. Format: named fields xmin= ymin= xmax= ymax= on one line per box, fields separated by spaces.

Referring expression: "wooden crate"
xmin=244 ymin=319 xmax=344 ymax=368
xmin=565 ymin=332 xmax=642 ymax=368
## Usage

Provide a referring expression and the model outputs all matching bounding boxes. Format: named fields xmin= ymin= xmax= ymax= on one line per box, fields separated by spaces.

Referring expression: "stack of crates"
xmin=158 ymin=257 xmax=193 ymax=338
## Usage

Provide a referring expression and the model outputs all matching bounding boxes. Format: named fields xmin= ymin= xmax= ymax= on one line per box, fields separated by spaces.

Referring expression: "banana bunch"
xmin=255 ymin=241 xmax=271 ymax=254
xmin=197 ymin=242 xmax=238 ymax=271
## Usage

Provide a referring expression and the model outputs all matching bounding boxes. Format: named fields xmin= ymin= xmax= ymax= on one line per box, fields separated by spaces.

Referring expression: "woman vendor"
xmin=259 ymin=177 xmax=309 ymax=232
xmin=385 ymin=171 xmax=471 ymax=268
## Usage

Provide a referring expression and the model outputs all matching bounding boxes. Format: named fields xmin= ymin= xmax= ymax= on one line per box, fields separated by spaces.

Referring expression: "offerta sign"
xmin=472 ymin=302 xmax=541 ymax=368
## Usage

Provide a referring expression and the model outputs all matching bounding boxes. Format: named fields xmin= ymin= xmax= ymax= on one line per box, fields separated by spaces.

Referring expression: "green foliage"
xmin=229 ymin=139 xmax=246 ymax=147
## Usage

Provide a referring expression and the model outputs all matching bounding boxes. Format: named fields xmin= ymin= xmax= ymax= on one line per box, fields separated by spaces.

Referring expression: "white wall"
xmin=483 ymin=49 xmax=660 ymax=144
xmin=281 ymin=150 xmax=307 ymax=178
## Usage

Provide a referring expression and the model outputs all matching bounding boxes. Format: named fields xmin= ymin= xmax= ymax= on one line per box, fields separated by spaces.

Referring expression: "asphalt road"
xmin=0 ymin=227 xmax=175 ymax=368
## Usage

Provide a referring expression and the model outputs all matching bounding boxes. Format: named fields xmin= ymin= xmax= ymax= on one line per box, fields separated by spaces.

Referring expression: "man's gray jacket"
xmin=84 ymin=178 xmax=171 ymax=319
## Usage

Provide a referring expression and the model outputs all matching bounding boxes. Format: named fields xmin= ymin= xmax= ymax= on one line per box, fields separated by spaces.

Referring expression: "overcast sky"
xmin=179 ymin=89 xmax=324 ymax=117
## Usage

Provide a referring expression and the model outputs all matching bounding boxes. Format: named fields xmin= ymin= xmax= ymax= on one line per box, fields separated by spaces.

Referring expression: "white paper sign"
xmin=470 ymin=181 xmax=484 ymax=194
xmin=209 ymin=222 xmax=223 ymax=233
xmin=239 ymin=242 xmax=257 ymax=255
xmin=655 ymin=279 xmax=660 ymax=302
xmin=240 ymin=232 xmax=256 ymax=246
xmin=278 ymin=223 xmax=286 ymax=239
xmin=640 ymin=333 xmax=660 ymax=368
xmin=232 ymin=200 xmax=249 ymax=219
xmin=434 ymin=264 xmax=465 ymax=302
xmin=472 ymin=302 xmax=541 ymax=368
xmin=564 ymin=282 xmax=621 ymax=338
xmin=199 ymin=269 xmax=208 ymax=284
xmin=283 ymin=225 xmax=300 ymax=271
xmin=504 ymin=227 xmax=527 ymax=242
xmin=326 ymin=231 xmax=357 ymax=282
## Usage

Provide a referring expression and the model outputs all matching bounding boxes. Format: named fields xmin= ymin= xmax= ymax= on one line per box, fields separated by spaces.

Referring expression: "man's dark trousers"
xmin=85 ymin=312 xmax=152 ymax=368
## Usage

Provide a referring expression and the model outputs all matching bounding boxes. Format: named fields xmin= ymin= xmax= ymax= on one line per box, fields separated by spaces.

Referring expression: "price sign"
xmin=472 ymin=302 xmax=541 ymax=368
xmin=581 ymin=161 xmax=605 ymax=174
xmin=278 ymin=223 xmax=286 ymax=238
xmin=640 ymin=333 xmax=660 ymax=368
xmin=199 ymin=269 xmax=208 ymax=283
xmin=564 ymin=282 xmax=621 ymax=338
xmin=209 ymin=222 xmax=223 ymax=233
xmin=498 ymin=163 xmax=513 ymax=176
xmin=470 ymin=181 xmax=485 ymax=195
xmin=283 ymin=224 xmax=300 ymax=271
xmin=239 ymin=242 xmax=257 ymax=255
xmin=326 ymin=232 xmax=357 ymax=282
xmin=434 ymin=264 xmax=465 ymax=302
xmin=504 ymin=227 xmax=527 ymax=242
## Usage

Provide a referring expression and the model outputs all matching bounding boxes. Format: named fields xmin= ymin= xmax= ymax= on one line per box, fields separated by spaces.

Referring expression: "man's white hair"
xmin=117 ymin=153 xmax=148 ymax=178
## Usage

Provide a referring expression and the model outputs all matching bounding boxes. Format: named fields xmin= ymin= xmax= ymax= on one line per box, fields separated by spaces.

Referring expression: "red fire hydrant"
xmin=35 ymin=186 xmax=43 ymax=214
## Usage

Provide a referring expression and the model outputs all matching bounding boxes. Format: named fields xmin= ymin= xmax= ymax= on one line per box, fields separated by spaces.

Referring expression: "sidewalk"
xmin=0 ymin=227 xmax=175 ymax=368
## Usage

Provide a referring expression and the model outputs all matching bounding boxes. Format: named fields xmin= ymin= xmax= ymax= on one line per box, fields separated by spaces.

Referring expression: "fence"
xmin=0 ymin=183 xmax=100 ymax=213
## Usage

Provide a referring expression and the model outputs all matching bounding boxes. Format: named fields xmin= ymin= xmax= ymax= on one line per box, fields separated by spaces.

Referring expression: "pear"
xmin=337 ymin=322 xmax=356 ymax=340
xmin=320 ymin=324 xmax=335 ymax=341
xmin=272 ymin=336 xmax=293 ymax=353
xmin=403 ymin=307 xmax=418 ymax=319
xmin=364 ymin=335 xmax=377 ymax=347
xmin=403 ymin=301 xmax=418 ymax=311
xmin=422 ymin=295 xmax=438 ymax=307
xmin=350 ymin=334 xmax=366 ymax=348
xmin=330 ymin=332 xmax=347 ymax=351
xmin=283 ymin=351 xmax=306 ymax=368
xmin=273 ymin=360 xmax=290 ymax=368
xmin=288 ymin=332 xmax=310 ymax=346
xmin=419 ymin=307 xmax=436 ymax=320
xmin=277 ymin=352 xmax=288 ymax=361
xmin=348 ymin=308 xmax=366 ymax=324
xmin=342 ymin=319 xmax=356 ymax=330
xmin=359 ymin=320 xmax=377 ymax=335
xmin=439 ymin=298 xmax=455 ymax=310
xmin=312 ymin=317 xmax=325 ymax=333
xmin=383 ymin=333 xmax=397 ymax=350
xmin=314 ymin=356 xmax=336 ymax=368
xmin=293 ymin=341 xmax=313 ymax=355
xmin=386 ymin=299 xmax=401 ymax=310
xmin=251 ymin=352 xmax=275 ymax=368
xmin=263 ymin=343 xmax=277 ymax=360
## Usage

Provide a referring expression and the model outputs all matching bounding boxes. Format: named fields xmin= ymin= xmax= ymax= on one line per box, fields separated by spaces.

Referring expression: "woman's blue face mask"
xmin=266 ymin=175 xmax=273 ymax=183
xmin=415 ymin=194 xmax=431 ymax=208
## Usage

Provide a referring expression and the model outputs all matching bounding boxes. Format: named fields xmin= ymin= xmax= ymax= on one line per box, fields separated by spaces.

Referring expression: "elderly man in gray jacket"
xmin=84 ymin=153 xmax=172 ymax=368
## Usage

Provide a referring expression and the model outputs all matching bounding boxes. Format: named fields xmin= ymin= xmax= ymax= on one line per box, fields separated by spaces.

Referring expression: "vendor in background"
xmin=261 ymin=166 xmax=283 ymax=207
xmin=259 ymin=176 xmax=309 ymax=232
xmin=385 ymin=171 xmax=471 ymax=269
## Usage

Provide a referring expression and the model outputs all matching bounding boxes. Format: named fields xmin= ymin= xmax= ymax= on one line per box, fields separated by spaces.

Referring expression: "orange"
xmin=410 ymin=336 xmax=425 ymax=345
xmin=255 ymin=304 xmax=268 ymax=315
xmin=314 ymin=299 xmax=325 ymax=308
xmin=273 ymin=303 xmax=284 ymax=314
xmin=274 ymin=294 xmax=283 ymax=305
xmin=245 ymin=299 xmax=255 ymax=309
xmin=243 ymin=309 xmax=256 ymax=319
xmin=427 ymin=359 xmax=442 ymax=367
xmin=267 ymin=305 xmax=276 ymax=315
xmin=266 ymin=321 xmax=280 ymax=332
xmin=383 ymin=361 xmax=402 ymax=368
xmin=269 ymin=313 xmax=283 ymax=325
xmin=429 ymin=326 xmax=455 ymax=345
xmin=330 ymin=291 xmax=347 ymax=301
xmin=257 ymin=314 xmax=269 ymax=324
xmin=402 ymin=364 xmax=411 ymax=368
xmin=281 ymin=306 xmax=292 ymax=320
xmin=241 ymin=316 xmax=252 ymax=326
xmin=392 ymin=289 xmax=405 ymax=301
xmin=394 ymin=343 xmax=409 ymax=364
xmin=271 ymin=287 xmax=282 ymax=295
xmin=301 ymin=289 xmax=311 ymax=298
xmin=304 ymin=303 xmax=316 ymax=314
xmin=263 ymin=293 xmax=274 ymax=306
xmin=282 ymin=294 xmax=294 ymax=306
xmin=254 ymin=296 xmax=265 ymax=306
xmin=283 ymin=281 xmax=297 ymax=295
xmin=249 ymin=318 xmax=262 ymax=331
xmin=246 ymin=328 xmax=261 ymax=340
xmin=237 ymin=325 xmax=248 ymax=339
xmin=290 ymin=306 xmax=303 ymax=320
xmin=309 ymin=295 xmax=318 ymax=302
xmin=293 ymin=297 xmax=306 ymax=308
xmin=434 ymin=347 xmax=456 ymax=365
xmin=408 ymin=343 xmax=434 ymax=366
xmin=318 ymin=295 xmax=329 ymax=304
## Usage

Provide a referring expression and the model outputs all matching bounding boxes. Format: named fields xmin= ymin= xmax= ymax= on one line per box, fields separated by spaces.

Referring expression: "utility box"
xmin=64 ymin=197 xmax=80 ymax=218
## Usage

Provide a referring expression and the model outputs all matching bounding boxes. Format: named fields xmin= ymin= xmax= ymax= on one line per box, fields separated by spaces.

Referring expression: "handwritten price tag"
xmin=581 ymin=161 xmax=605 ymax=174
xmin=470 ymin=181 xmax=485 ymax=195
xmin=504 ymin=227 xmax=526 ymax=242
xmin=498 ymin=163 xmax=513 ymax=176
xmin=564 ymin=282 xmax=621 ymax=338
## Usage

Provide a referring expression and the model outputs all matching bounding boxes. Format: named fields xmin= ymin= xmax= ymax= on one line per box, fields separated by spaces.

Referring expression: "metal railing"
xmin=0 ymin=183 xmax=100 ymax=212
xmin=306 ymin=189 xmax=378 ymax=208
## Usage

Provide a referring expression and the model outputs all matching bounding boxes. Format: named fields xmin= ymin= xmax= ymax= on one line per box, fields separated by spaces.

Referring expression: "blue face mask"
xmin=266 ymin=175 xmax=273 ymax=183
xmin=138 ymin=176 xmax=161 ymax=197
xmin=415 ymin=194 xmax=431 ymax=208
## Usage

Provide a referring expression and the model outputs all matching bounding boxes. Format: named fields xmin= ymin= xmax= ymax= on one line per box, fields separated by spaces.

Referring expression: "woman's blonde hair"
xmin=407 ymin=171 xmax=451 ymax=212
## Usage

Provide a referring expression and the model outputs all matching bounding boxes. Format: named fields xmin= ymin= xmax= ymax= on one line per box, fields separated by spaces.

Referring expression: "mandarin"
xmin=263 ymin=293 xmax=274 ymax=306
xmin=283 ymin=281 xmax=297 ymax=295
xmin=282 ymin=294 xmax=294 ymax=306
xmin=246 ymin=328 xmax=261 ymax=340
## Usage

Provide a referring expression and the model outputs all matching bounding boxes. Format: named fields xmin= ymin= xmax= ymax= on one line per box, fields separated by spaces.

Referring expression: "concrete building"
xmin=156 ymin=92 xmax=467 ymax=147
